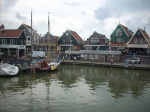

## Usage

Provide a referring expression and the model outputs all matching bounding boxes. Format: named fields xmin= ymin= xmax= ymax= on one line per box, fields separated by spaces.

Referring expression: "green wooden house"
xmin=109 ymin=23 xmax=133 ymax=50
xmin=18 ymin=24 xmax=40 ymax=53
xmin=57 ymin=30 xmax=83 ymax=52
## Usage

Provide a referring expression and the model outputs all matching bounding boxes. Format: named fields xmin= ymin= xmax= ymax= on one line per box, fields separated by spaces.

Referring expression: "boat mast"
xmin=47 ymin=12 xmax=50 ymax=61
xmin=31 ymin=10 xmax=33 ymax=61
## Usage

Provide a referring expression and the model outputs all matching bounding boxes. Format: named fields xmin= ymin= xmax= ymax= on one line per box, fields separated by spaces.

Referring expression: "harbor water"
xmin=0 ymin=65 xmax=150 ymax=112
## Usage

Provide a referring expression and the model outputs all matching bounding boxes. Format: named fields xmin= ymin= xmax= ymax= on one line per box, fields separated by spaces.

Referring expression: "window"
xmin=21 ymin=40 xmax=23 ymax=45
xmin=95 ymin=55 xmax=98 ymax=59
xmin=10 ymin=39 xmax=13 ymax=45
xmin=27 ymin=36 xmax=31 ymax=41
xmin=134 ymin=38 xmax=137 ymax=44
xmin=2 ymin=39 xmax=7 ymax=44
xmin=116 ymin=38 xmax=123 ymax=43
xmin=89 ymin=54 xmax=93 ymax=59
xmin=91 ymin=39 xmax=99 ymax=44
xmin=83 ymin=54 xmax=87 ymax=59
xmin=116 ymin=29 xmax=122 ymax=36
xmin=66 ymin=32 xmax=69 ymax=36
xmin=140 ymin=38 xmax=144 ymax=44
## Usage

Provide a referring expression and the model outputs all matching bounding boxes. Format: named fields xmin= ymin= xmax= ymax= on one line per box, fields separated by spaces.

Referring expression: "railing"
xmin=65 ymin=50 xmax=121 ymax=55
xmin=0 ymin=45 xmax=26 ymax=49
xmin=65 ymin=50 xmax=80 ymax=54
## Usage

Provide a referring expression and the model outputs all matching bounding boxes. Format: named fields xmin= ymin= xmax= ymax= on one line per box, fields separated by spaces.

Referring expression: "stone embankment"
xmin=61 ymin=59 xmax=150 ymax=70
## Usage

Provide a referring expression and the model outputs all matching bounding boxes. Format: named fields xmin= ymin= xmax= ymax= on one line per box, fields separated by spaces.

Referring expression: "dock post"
xmin=63 ymin=57 xmax=64 ymax=62
xmin=132 ymin=60 xmax=134 ymax=70
xmin=111 ymin=59 xmax=113 ymax=68
xmin=92 ymin=58 xmax=94 ymax=67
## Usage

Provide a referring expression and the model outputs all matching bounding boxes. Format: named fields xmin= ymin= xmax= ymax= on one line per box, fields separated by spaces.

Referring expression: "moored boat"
xmin=0 ymin=63 xmax=19 ymax=76
xmin=37 ymin=60 xmax=60 ymax=72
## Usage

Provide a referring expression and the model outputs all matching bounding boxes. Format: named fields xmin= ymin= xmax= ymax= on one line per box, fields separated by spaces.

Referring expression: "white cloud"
xmin=0 ymin=0 xmax=150 ymax=40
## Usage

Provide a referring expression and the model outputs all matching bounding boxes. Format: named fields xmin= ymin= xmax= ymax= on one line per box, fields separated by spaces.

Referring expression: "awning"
xmin=127 ymin=44 xmax=148 ymax=48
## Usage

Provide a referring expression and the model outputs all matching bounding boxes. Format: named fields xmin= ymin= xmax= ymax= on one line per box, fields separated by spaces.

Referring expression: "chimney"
xmin=0 ymin=24 xmax=5 ymax=32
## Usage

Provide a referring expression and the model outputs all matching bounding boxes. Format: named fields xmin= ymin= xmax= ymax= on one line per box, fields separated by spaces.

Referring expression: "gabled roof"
xmin=23 ymin=24 xmax=33 ymax=30
xmin=53 ymin=35 xmax=60 ymax=40
xmin=111 ymin=23 xmax=133 ymax=37
xmin=127 ymin=28 xmax=150 ymax=46
xmin=0 ymin=29 xmax=23 ymax=38
xmin=89 ymin=31 xmax=108 ymax=39
xmin=18 ymin=23 xmax=39 ymax=36
xmin=69 ymin=30 xmax=82 ymax=41
xmin=119 ymin=24 xmax=133 ymax=37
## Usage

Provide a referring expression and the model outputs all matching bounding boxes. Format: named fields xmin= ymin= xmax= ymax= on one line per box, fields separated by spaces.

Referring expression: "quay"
xmin=19 ymin=60 xmax=150 ymax=73
xmin=61 ymin=60 xmax=150 ymax=70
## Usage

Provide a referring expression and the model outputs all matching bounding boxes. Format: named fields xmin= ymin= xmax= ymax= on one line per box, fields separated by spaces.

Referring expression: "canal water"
xmin=0 ymin=65 xmax=150 ymax=112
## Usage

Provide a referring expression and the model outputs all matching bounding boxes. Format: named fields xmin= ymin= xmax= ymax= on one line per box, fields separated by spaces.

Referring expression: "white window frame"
xmin=89 ymin=54 xmax=93 ymax=59
xmin=95 ymin=54 xmax=98 ymax=59
xmin=83 ymin=54 xmax=87 ymax=59
xmin=2 ymin=39 xmax=7 ymax=45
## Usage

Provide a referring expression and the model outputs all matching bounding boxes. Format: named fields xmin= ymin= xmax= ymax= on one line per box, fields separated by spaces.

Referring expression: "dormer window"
xmin=66 ymin=32 xmax=69 ymax=36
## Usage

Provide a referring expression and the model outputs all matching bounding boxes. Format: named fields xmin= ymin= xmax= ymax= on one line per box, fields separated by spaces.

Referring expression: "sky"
xmin=0 ymin=0 xmax=150 ymax=40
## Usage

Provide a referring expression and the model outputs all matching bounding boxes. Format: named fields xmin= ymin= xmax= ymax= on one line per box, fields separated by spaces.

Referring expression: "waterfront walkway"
xmin=61 ymin=59 xmax=150 ymax=70
xmin=19 ymin=59 xmax=150 ymax=73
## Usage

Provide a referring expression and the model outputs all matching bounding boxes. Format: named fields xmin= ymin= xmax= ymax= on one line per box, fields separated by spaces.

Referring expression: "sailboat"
xmin=0 ymin=63 xmax=19 ymax=76
xmin=37 ymin=12 xmax=60 ymax=71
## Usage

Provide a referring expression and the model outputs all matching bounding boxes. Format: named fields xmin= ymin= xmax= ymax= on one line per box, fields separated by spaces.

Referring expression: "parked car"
xmin=125 ymin=57 xmax=141 ymax=64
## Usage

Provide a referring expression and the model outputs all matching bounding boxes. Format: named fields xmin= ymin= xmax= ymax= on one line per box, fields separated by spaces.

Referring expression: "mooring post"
xmin=132 ymin=60 xmax=134 ymax=70
xmin=63 ymin=56 xmax=64 ymax=62
xmin=92 ymin=58 xmax=94 ymax=67
xmin=111 ymin=59 xmax=113 ymax=68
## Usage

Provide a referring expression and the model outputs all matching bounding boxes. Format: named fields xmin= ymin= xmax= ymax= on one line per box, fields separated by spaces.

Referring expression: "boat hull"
xmin=48 ymin=62 xmax=60 ymax=71
xmin=0 ymin=63 xmax=19 ymax=76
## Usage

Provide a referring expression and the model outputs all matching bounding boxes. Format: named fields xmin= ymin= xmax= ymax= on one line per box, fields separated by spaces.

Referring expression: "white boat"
xmin=0 ymin=63 xmax=19 ymax=76
xmin=48 ymin=61 xmax=60 ymax=71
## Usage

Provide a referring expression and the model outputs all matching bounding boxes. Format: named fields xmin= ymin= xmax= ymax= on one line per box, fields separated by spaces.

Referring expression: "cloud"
xmin=94 ymin=7 xmax=122 ymax=20
xmin=0 ymin=0 xmax=18 ymax=10
xmin=15 ymin=12 xmax=28 ymax=23
xmin=0 ymin=0 xmax=150 ymax=40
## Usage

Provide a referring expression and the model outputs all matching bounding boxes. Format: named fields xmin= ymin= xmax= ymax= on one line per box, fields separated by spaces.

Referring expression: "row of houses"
xmin=0 ymin=23 xmax=150 ymax=63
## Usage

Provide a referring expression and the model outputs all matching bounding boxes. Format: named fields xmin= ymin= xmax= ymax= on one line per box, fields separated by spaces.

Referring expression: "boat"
xmin=38 ymin=12 xmax=60 ymax=71
xmin=48 ymin=60 xmax=60 ymax=71
xmin=0 ymin=63 xmax=19 ymax=76
xmin=30 ymin=12 xmax=61 ymax=73
xmin=38 ymin=60 xmax=60 ymax=71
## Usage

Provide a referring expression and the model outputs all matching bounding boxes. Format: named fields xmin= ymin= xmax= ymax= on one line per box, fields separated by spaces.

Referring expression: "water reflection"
xmin=0 ymin=65 xmax=150 ymax=112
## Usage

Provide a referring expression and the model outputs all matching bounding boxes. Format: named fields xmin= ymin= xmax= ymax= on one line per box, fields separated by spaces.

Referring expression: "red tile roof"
xmin=53 ymin=35 xmax=60 ymax=40
xmin=120 ymin=24 xmax=133 ymax=37
xmin=109 ymin=42 xmax=127 ymax=47
xmin=139 ymin=29 xmax=150 ymax=44
xmin=0 ymin=29 xmax=23 ymax=38
xmin=23 ymin=24 xmax=32 ymax=29
xmin=69 ymin=30 xmax=82 ymax=41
